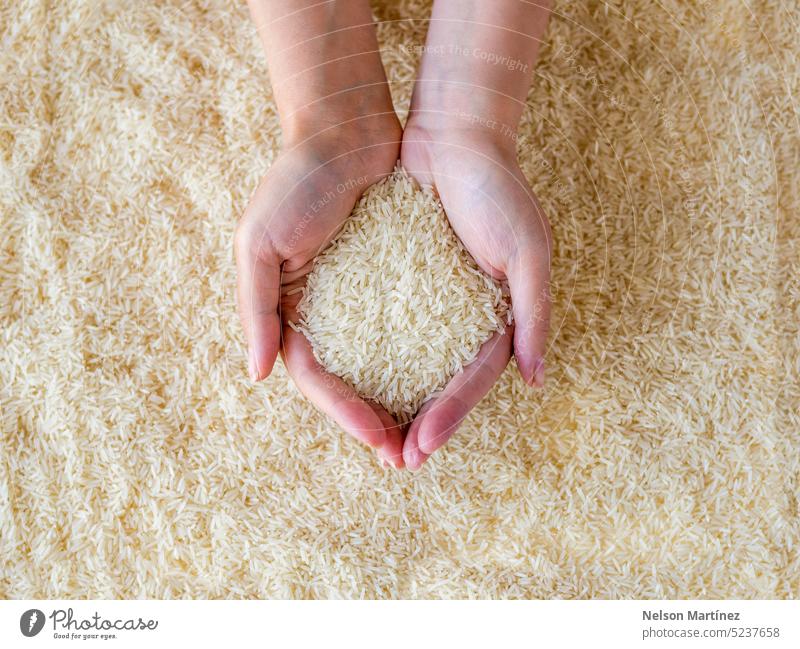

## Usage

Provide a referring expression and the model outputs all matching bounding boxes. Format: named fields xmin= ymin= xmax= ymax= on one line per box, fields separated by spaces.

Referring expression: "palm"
xmin=242 ymin=150 xmax=355 ymax=272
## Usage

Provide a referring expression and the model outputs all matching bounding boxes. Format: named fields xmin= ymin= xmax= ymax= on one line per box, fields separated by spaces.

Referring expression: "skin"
xmin=400 ymin=0 xmax=553 ymax=469
xmin=236 ymin=0 xmax=552 ymax=471
xmin=237 ymin=0 xmax=405 ymax=466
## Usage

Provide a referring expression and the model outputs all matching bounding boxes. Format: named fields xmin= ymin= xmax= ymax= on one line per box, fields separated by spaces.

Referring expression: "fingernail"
xmin=517 ymin=356 xmax=534 ymax=385
xmin=408 ymin=451 xmax=426 ymax=472
xmin=533 ymin=358 xmax=545 ymax=388
xmin=248 ymin=347 xmax=259 ymax=382
xmin=380 ymin=452 xmax=402 ymax=469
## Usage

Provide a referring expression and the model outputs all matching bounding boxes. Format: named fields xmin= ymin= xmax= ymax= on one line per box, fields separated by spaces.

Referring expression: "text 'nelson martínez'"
xmin=643 ymin=610 xmax=740 ymax=621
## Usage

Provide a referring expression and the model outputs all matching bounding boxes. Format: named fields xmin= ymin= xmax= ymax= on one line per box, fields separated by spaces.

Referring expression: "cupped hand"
xmin=400 ymin=124 xmax=552 ymax=470
xmin=235 ymin=121 xmax=406 ymax=467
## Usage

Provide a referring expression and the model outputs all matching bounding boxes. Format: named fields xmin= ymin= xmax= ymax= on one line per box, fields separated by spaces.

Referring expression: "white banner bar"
xmin=1 ymin=600 xmax=797 ymax=648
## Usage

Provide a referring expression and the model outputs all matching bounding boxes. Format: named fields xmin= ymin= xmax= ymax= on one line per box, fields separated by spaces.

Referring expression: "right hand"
xmin=234 ymin=119 xmax=406 ymax=467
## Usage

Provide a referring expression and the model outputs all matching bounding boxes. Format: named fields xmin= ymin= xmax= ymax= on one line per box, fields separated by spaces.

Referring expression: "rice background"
xmin=1 ymin=0 xmax=798 ymax=598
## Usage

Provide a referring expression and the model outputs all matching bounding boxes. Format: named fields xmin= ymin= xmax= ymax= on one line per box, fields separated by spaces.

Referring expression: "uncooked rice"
xmin=1 ymin=0 xmax=798 ymax=599
xmin=295 ymin=168 xmax=510 ymax=422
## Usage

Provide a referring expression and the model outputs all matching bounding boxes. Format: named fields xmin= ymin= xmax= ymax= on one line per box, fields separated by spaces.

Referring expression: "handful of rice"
xmin=295 ymin=168 xmax=510 ymax=422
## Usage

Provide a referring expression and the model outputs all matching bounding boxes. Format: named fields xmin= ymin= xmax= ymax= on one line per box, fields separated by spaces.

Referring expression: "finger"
xmin=369 ymin=402 xmax=405 ymax=469
xmin=404 ymin=328 xmax=513 ymax=466
xmin=281 ymin=322 xmax=391 ymax=450
xmin=235 ymin=225 xmax=281 ymax=382
xmin=402 ymin=419 xmax=428 ymax=471
xmin=506 ymin=238 xmax=551 ymax=387
xmin=282 ymin=284 xmax=400 ymax=456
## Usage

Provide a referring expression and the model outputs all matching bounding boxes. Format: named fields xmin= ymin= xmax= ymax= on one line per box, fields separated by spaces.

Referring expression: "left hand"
xmin=399 ymin=123 xmax=552 ymax=470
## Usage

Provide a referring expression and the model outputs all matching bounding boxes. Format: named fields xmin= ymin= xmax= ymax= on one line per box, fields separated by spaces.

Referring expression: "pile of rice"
xmin=295 ymin=168 xmax=510 ymax=422
xmin=3 ymin=0 xmax=798 ymax=600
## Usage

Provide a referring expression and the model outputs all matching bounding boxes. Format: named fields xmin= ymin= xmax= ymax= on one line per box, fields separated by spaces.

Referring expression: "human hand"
xmin=240 ymin=0 xmax=406 ymax=464
xmin=399 ymin=124 xmax=552 ymax=470
xmin=235 ymin=120 xmax=406 ymax=467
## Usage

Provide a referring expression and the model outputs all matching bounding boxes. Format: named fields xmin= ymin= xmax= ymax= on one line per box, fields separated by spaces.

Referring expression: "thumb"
xmin=234 ymin=224 xmax=282 ymax=381
xmin=506 ymin=237 xmax=551 ymax=387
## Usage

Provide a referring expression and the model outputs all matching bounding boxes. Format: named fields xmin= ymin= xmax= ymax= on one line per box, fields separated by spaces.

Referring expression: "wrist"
xmin=284 ymin=109 xmax=402 ymax=175
xmin=283 ymin=103 xmax=400 ymax=149
xmin=406 ymin=81 xmax=523 ymax=160
xmin=404 ymin=116 xmax=518 ymax=162
xmin=281 ymin=80 xmax=401 ymax=147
